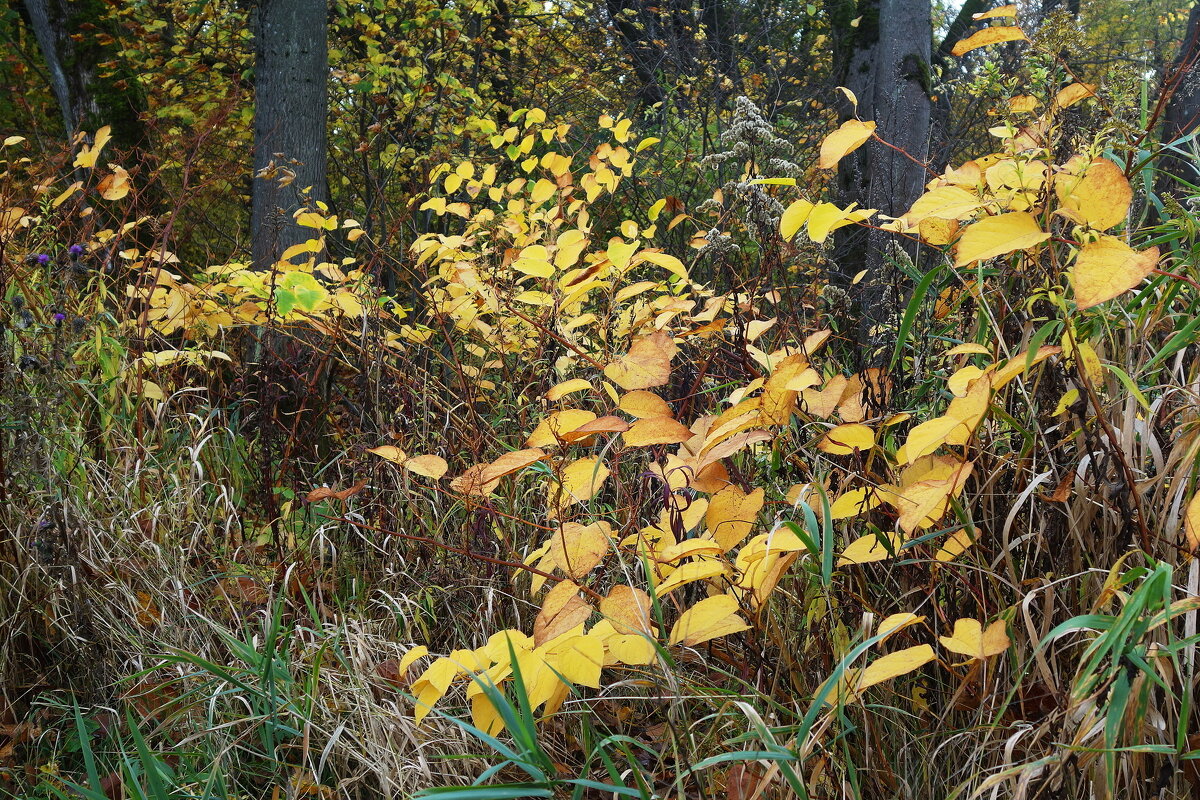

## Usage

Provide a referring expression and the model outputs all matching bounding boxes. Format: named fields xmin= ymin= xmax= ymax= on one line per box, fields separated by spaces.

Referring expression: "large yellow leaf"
xmin=404 ymin=454 xmax=448 ymax=479
xmin=600 ymin=585 xmax=655 ymax=635
xmin=544 ymin=633 xmax=605 ymax=689
xmin=706 ymin=485 xmax=766 ymax=551
xmin=533 ymin=580 xmax=593 ymax=646
xmin=669 ymin=595 xmax=750 ymax=646
xmin=817 ymin=120 xmax=876 ymax=169
xmin=781 ymin=198 xmax=814 ymax=241
xmin=807 ymin=203 xmax=875 ymax=244
xmin=838 ymin=531 xmax=904 ymax=566
xmin=1071 ymin=236 xmax=1158 ymax=309
xmin=604 ymin=331 xmax=677 ymax=389
xmin=950 ymin=25 xmax=1027 ymax=56
xmin=902 ymin=185 xmax=982 ymax=224
xmin=954 ymin=212 xmax=1049 ymax=266
xmin=818 ymin=423 xmax=876 ymax=455
xmin=856 ymin=644 xmax=936 ymax=691
xmin=546 ymin=378 xmax=594 ymax=401
xmin=618 ymin=389 xmax=673 ymax=419
xmin=547 ymin=521 xmax=611 ymax=579
xmin=623 ymin=416 xmax=694 ymax=447
xmin=760 ymin=354 xmax=810 ymax=426
xmin=1055 ymin=157 xmax=1130 ymax=231
xmin=829 ymin=487 xmax=883 ymax=520
xmin=653 ymin=560 xmax=727 ymax=596
xmin=550 ymin=456 xmax=610 ymax=508
xmin=938 ymin=618 xmax=1010 ymax=662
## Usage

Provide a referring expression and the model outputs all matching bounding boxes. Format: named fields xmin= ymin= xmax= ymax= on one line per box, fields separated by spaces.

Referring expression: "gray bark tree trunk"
xmin=827 ymin=0 xmax=933 ymax=360
xmin=1157 ymin=2 xmax=1200 ymax=202
xmin=251 ymin=0 xmax=329 ymax=271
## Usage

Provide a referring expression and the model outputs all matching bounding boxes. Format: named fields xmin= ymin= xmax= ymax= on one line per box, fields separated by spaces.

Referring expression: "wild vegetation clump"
xmin=2 ymin=2 xmax=1200 ymax=799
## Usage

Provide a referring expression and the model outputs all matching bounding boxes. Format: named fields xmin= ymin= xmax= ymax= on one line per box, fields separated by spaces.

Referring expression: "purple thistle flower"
xmin=53 ymin=313 xmax=66 ymax=324
xmin=69 ymin=245 xmax=84 ymax=256
xmin=35 ymin=254 xmax=50 ymax=265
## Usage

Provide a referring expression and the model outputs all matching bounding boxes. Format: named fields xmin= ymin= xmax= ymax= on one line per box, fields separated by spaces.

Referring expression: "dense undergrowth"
xmin=3 ymin=43 xmax=1200 ymax=800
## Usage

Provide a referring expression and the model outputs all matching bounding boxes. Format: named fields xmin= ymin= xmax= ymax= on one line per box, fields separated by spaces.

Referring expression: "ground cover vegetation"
xmin=2 ymin=0 xmax=1200 ymax=797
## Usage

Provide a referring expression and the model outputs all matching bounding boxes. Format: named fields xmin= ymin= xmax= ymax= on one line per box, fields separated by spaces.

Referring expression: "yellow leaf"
xmin=954 ymin=212 xmax=1049 ymax=266
xmin=1055 ymin=157 xmax=1131 ymax=231
xmin=1186 ymin=492 xmax=1200 ymax=553
xmin=973 ymin=4 xmax=1017 ymax=19
xmin=601 ymin=585 xmax=655 ymax=635
xmin=706 ymin=486 xmax=765 ymax=551
xmin=818 ymin=423 xmax=875 ymax=455
xmin=807 ymin=203 xmax=875 ymax=244
xmin=829 ymin=487 xmax=882 ymax=520
xmin=903 ymin=185 xmax=982 ymax=224
xmin=894 ymin=459 xmax=974 ymax=533
xmin=878 ymin=613 xmax=925 ymax=640
xmin=669 ymin=595 xmax=750 ymax=646
xmin=781 ymin=199 xmax=814 ymax=241
xmin=550 ymin=456 xmax=610 ymax=508
xmin=623 ymin=416 xmax=694 ymax=447
xmin=950 ymin=25 xmax=1027 ymax=56
xmin=817 ymin=120 xmax=876 ymax=169
xmin=619 ymin=389 xmax=673 ymax=419
xmin=530 ymin=178 xmax=556 ymax=205
xmin=547 ymin=521 xmax=611 ymax=579
xmin=1054 ymin=82 xmax=1096 ymax=109
xmin=654 ymin=560 xmax=727 ymax=596
xmin=73 ymin=126 xmax=111 ymax=169
xmin=856 ymin=645 xmax=936 ymax=690
xmin=533 ymin=580 xmax=593 ymax=646
xmin=404 ymin=454 xmax=448 ymax=479
xmin=545 ymin=633 xmax=604 ymax=688
xmin=367 ymin=445 xmax=407 ymax=464
xmin=604 ymin=331 xmax=677 ymax=390
xmin=638 ymin=251 xmax=689 ymax=281
xmin=546 ymin=378 xmax=594 ymax=401
xmin=98 ymin=165 xmax=131 ymax=200
xmin=527 ymin=409 xmax=598 ymax=447
xmin=938 ymin=618 xmax=1010 ymax=661
xmin=838 ymin=531 xmax=903 ymax=566
xmin=945 ymin=343 xmax=991 ymax=357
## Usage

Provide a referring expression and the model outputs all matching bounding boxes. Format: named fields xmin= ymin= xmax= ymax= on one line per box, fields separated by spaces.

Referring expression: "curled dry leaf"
xmin=305 ymin=480 xmax=368 ymax=502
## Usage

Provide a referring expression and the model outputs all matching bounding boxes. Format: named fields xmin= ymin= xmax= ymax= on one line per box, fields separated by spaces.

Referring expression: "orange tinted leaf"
xmin=817 ymin=120 xmax=876 ymax=170
xmin=623 ymin=416 xmax=694 ymax=447
xmin=604 ymin=331 xmax=677 ymax=390
xmin=950 ymin=25 xmax=1026 ymax=56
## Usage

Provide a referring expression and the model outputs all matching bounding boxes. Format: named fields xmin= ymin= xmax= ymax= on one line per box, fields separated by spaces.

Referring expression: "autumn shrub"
xmin=6 ymin=22 xmax=1200 ymax=800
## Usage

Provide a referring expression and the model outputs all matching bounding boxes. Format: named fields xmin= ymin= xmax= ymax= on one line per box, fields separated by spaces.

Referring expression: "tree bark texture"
xmin=828 ymin=0 xmax=933 ymax=357
xmin=251 ymin=0 xmax=329 ymax=271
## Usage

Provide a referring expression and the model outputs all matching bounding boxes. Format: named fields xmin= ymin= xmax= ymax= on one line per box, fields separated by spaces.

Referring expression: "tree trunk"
xmin=23 ymin=0 xmax=146 ymax=149
xmin=828 ymin=0 xmax=933 ymax=359
xmin=251 ymin=0 xmax=329 ymax=271
xmin=1157 ymin=2 xmax=1200 ymax=202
